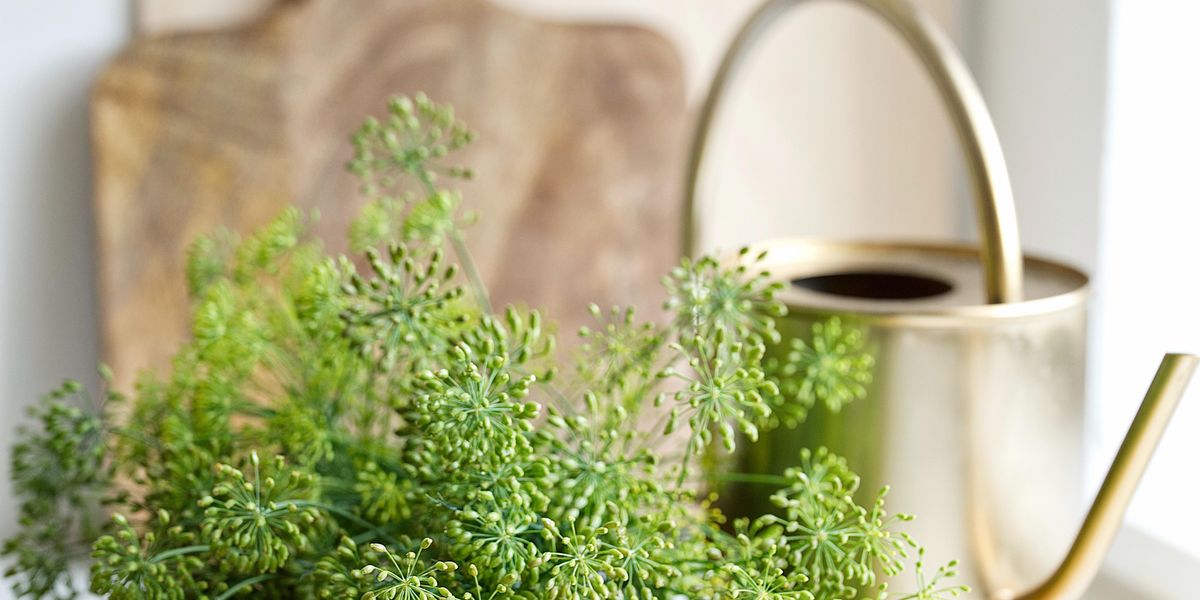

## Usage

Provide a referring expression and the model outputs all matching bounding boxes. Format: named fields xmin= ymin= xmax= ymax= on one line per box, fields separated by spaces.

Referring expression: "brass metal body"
xmin=685 ymin=0 xmax=1197 ymax=598
xmin=743 ymin=240 xmax=1089 ymax=595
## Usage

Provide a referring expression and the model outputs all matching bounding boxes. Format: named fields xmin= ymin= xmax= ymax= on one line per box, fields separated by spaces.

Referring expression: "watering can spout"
xmin=992 ymin=353 xmax=1199 ymax=600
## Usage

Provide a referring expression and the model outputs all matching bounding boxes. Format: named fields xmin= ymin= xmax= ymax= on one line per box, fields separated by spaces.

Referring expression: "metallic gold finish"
xmin=687 ymin=1 xmax=1196 ymax=598
xmin=736 ymin=247 xmax=1089 ymax=594
xmin=756 ymin=238 xmax=1088 ymax=326
xmin=998 ymin=354 xmax=1199 ymax=600
xmin=682 ymin=0 xmax=1024 ymax=303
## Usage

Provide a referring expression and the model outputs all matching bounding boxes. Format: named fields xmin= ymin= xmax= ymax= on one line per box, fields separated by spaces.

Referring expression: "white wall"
xmin=0 ymin=1 xmax=132 ymax=541
xmin=964 ymin=0 xmax=1109 ymax=273
xmin=1093 ymin=0 xmax=1200 ymax=574
xmin=500 ymin=0 xmax=964 ymax=253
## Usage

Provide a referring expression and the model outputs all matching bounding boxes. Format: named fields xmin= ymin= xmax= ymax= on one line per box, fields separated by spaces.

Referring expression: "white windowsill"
xmin=1089 ymin=525 xmax=1197 ymax=599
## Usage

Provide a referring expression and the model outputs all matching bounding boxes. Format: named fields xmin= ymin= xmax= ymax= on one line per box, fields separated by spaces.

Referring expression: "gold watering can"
xmin=683 ymin=0 xmax=1198 ymax=597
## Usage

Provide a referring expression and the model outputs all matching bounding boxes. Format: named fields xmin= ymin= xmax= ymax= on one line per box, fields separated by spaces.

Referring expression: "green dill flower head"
xmin=403 ymin=189 xmax=466 ymax=246
xmin=361 ymin=539 xmax=457 ymax=600
xmin=663 ymin=248 xmax=787 ymax=344
xmin=340 ymin=243 xmax=468 ymax=370
xmin=351 ymin=195 xmax=410 ymax=253
xmin=662 ymin=334 xmax=778 ymax=482
xmin=312 ymin=536 xmax=385 ymax=600
xmin=9 ymin=381 xmax=106 ymax=498
xmin=412 ymin=340 xmax=538 ymax=468
xmin=355 ymin=461 xmax=417 ymax=524
xmin=349 ymin=93 xmax=476 ymax=197
xmin=768 ymin=317 xmax=875 ymax=427
xmin=770 ymin=447 xmax=860 ymax=520
xmin=458 ymin=306 xmax=556 ymax=379
xmin=2 ymin=95 xmax=962 ymax=600
xmin=89 ymin=513 xmax=206 ymax=600
xmin=233 ymin=206 xmax=306 ymax=282
xmin=542 ymin=424 xmax=661 ymax=528
xmin=898 ymin=549 xmax=970 ymax=600
xmin=268 ymin=399 xmax=337 ymax=467
xmin=350 ymin=191 xmax=477 ymax=253
xmin=446 ymin=501 xmax=540 ymax=589
xmin=604 ymin=512 xmax=683 ymax=594
xmin=576 ymin=304 xmax=665 ymax=397
xmin=751 ymin=448 xmax=918 ymax=598
xmin=287 ymin=250 xmax=351 ymax=336
xmin=185 ymin=227 xmax=237 ymax=298
xmin=190 ymin=280 xmax=269 ymax=394
xmin=198 ymin=452 xmax=322 ymax=573
xmin=2 ymin=381 xmax=109 ymax=599
xmin=540 ymin=520 xmax=624 ymax=600
xmin=721 ymin=539 xmax=814 ymax=600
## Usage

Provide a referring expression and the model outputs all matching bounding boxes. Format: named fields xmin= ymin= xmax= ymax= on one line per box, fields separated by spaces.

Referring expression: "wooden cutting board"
xmin=92 ymin=0 xmax=686 ymax=390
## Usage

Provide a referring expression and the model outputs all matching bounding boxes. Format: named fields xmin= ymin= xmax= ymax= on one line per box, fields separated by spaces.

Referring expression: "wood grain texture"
xmin=93 ymin=0 xmax=686 ymax=390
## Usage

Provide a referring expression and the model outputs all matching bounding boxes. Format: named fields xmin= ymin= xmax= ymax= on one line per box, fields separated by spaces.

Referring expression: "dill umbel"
xmin=4 ymin=96 xmax=961 ymax=600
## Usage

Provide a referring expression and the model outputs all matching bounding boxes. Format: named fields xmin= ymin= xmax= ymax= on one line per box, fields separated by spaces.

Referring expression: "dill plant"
xmin=3 ymin=94 xmax=965 ymax=600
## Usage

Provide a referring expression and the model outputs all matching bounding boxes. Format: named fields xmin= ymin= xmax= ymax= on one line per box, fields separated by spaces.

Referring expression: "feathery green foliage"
xmin=766 ymin=317 xmax=875 ymax=428
xmin=4 ymin=95 xmax=947 ymax=599
xmin=3 ymin=380 xmax=111 ymax=600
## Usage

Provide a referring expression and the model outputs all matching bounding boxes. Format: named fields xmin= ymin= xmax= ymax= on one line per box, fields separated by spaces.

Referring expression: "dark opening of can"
xmin=791 ymin=271 xmax=953 ymax=300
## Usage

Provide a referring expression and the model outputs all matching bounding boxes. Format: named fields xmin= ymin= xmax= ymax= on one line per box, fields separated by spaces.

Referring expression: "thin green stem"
xmin=449 ymin=229 xmax=492 ymax=312
xmin=214 ymin=573 xmax=274 ymax=600
xmin=417 ymin=172 xmax=491 ymax=312
xmin=149 ymin=544 xmax=210 ymax=564
xmin=708 ymin=471 xmax=792 ymax=486
xmin=284 ymin=501 xmax=400 ymax=546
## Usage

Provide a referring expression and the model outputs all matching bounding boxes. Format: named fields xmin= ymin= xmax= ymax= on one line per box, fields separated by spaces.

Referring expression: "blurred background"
xmin=1 ymin=0 xmax=1197 ymax=597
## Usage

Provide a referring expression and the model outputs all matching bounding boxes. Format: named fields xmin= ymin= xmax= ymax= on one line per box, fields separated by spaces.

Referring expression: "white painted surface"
xmin=964 ymin=0 xmax=1109 ymax=273
xmin=0 ymin=0 xmax=132 ymax=543
xmin=1091 ymin=0 xmax=1200 ymax=584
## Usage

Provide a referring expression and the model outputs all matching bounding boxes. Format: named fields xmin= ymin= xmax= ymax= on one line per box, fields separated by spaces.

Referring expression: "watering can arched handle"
xmin=683 ymin=0 xmax=1024 ymax=304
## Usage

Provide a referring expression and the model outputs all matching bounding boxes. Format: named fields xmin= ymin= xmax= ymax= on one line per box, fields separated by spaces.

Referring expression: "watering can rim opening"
xmin=745 ymin=236 xmax=1089 ymax=324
